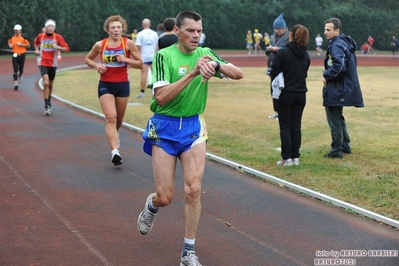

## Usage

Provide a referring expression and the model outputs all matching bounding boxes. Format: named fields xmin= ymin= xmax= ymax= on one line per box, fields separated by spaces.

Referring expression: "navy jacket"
xmin=323 ymin=34 xmax=364 ymax=107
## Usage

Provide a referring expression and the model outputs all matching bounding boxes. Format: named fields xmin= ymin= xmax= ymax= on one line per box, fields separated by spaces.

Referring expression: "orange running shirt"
xmin=100 ymin=37 xmax=130 ymax=82
xmin=8 ymin=35 xmax=30 ymax=54
xmin=34 ymin=33 xmax=70 ymax=67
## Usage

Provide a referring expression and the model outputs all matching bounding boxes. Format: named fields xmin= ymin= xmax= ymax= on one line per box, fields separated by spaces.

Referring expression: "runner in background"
xmin=253 ymin=29 xmax=263 ymax=54
xmin=245 ymin=29 xmax=253 ymax=55
xmin=8 ymin=24 xmax=30 ymax=90
xmin=34 ymin=19 xmax=70 ymax=115
xmin=85 ymin=15 xmax=143 ymax=166
xmin=367 ymin=35 xmax=375 ymax=54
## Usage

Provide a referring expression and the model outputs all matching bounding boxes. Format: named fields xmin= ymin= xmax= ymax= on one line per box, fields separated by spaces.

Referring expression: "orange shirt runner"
xmin=8 ymin=35 xmax=30 ymax=54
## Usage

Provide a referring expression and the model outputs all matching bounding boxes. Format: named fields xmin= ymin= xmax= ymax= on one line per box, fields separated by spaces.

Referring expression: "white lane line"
xmin=41 ymin=65 xmax=399 ymax=229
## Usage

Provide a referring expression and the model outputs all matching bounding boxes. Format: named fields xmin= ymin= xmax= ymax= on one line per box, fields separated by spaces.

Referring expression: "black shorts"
xmin=98 ymin=81 xmax=130 ymax=98
xmin=39 ymin=66 xmax=57 ymax=80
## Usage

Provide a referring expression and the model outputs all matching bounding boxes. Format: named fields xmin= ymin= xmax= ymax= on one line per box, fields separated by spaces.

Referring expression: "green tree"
xmin=1 ymin=0 xmax=398 ymax=52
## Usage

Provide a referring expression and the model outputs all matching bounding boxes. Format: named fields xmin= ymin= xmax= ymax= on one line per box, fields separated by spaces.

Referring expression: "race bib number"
xmin=42 ymin=39 xmax=55 ymax=51
xmin=103 ymin=49 xmax=126 ymax=67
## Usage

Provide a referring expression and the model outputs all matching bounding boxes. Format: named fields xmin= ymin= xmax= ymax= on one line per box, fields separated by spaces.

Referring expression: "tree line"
xmin=1 ymin=0 xmax=398 ymax=53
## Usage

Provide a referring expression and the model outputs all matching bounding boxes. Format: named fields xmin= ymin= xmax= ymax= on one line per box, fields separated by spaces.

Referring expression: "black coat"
xmin=270 ymin=42 xmax=310 ymax=93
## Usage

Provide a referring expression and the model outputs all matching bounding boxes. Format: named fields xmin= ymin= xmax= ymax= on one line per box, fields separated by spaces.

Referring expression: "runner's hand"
xmin=115 ymin=54 xmax=125 ymax=62
xmin=198 ymin=55 xmax=215 ymax=83
xmin=97 ymin=64 xmax=107 ymax=74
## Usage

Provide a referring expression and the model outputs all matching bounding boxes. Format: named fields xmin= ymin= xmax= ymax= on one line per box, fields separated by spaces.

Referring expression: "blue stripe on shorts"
xmin=142 ymin=114 xmax=208 ymax=157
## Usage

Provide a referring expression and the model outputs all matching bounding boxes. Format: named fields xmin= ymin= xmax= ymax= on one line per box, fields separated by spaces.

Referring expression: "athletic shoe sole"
xmin=112 ymin=154 xmax=122 ymax=165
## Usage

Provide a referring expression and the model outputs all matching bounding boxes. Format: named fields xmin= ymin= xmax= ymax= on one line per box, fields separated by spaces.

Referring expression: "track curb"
xmin=39 ymin=64 xmax=399 ymax=229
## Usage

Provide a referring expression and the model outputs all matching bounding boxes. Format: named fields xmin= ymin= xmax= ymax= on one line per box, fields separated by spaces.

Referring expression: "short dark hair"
xmin=175 ymin=10 xmax=202 ymax=28
xmin=157 ymin=23 xmax=164 ymax=31
xmin=163 ymin=17 xmax=176 ymax=31
xmin=325 ymin=18 xmax=342 ymax=33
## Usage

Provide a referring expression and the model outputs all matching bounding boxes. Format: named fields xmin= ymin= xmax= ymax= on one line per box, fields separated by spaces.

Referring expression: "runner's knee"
xmin=105 ymin=113 xmax=117 ymax=124
xmin=184 ymin=182 xmax=201 ymax=203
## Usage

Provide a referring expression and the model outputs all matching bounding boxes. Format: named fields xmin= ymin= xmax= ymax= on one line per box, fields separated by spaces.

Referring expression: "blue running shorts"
xmin=98 ymin=81 xmax=130 ymax=98
xmin=142 ymin=114 xmax=208 ymax=157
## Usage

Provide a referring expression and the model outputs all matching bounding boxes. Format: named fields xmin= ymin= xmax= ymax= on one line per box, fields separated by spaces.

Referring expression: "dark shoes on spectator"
xmin=342 ymin=148 xmax=352 ymax=154
xmin=323 ymin=152 xmax=343 ymax=158
xmin=324 ymin=147 xmax=352 ymax=158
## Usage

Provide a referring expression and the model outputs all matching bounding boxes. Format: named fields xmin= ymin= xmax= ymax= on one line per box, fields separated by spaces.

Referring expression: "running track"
xmin=0 ymin=53 xmax=398 ymax=266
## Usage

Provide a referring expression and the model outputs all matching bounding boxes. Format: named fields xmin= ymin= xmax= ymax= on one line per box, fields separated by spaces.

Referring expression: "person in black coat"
xmin=270 ymin=24 xmax=310 ymax=166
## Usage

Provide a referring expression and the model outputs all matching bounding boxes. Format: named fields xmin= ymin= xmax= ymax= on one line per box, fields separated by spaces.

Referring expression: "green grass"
xmin=53 ymin=66 xmax=399 ymax=220
xmin=0 ymin=51 xmax=87 ymax=60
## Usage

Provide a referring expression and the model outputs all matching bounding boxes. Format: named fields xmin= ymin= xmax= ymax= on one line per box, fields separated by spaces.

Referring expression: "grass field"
xmin=53 ymin=65 xmax=399 ymax=221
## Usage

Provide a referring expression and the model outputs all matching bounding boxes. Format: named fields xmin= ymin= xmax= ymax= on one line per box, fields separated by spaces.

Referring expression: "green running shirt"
xmin=150 ymin=45 xmax=227 ymax=117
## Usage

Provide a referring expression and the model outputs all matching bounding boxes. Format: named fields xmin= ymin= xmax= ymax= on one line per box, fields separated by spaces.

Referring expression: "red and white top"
xmin=100 ymin=37 xmax=130 ymax=82
xmin=34 ymin=33 xmax=69 ymax=67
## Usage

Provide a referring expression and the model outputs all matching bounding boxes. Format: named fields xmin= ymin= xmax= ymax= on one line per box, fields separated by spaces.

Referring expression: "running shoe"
xmin=137 ymin=193 xmax=156 ymax=235
xmin=276 ymin=158 xmax=293 ymax=166
xmin=136 ymin=92 xmax=145 ymax=98
xmin=111 ymin=149 xmax=122 ymax=165
xmin=14 ymin=84 xmax=18 ymax=91
xmin=180 ymin=251 xmax=202 ymax=266
xmin=43 ymin=106 xmax=51 ymax=116
xmin=293 ymin=158 xmax=300 ymax=166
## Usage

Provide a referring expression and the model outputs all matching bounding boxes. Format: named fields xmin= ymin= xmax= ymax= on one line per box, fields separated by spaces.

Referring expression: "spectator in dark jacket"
xmin=322 ymin=18 xmax=364 ymax=158
xmin=265 ymin=13 xmax=290 ymax=120
xmin=270 ymin=24 xmax=310 ymax=166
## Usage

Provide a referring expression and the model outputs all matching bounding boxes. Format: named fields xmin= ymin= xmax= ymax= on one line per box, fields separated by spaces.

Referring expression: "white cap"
xmin=14 ymin=24 xmax=22 ymax=30
xmin=45 ymin=19 xmax=56 ymax=27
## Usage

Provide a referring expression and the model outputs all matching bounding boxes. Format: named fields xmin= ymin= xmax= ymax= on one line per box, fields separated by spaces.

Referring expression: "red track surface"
xmin=1 ymin=53 xmax=398 ymax=266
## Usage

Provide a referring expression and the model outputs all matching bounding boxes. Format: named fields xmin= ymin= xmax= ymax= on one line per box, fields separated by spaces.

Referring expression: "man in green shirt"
xmin=137 ymin=10 xmax=243 ymax=265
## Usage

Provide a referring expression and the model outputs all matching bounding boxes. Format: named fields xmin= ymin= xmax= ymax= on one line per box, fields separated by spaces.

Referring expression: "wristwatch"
xmin=214 ymin=61 xmax=220 ymax=72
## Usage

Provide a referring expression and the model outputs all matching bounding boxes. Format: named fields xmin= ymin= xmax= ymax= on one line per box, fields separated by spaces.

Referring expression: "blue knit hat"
xmin=273 ymin=13 xmax=286 ymax=29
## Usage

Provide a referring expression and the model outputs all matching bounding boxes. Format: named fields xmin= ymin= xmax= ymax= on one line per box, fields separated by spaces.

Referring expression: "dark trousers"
xmin=325 ymin=106 xmax=351 ymax=155
xmin=278 ymin=92 xmax=306 ymax=159
xmin=12 ymin=54 xmax=26 ymax=81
